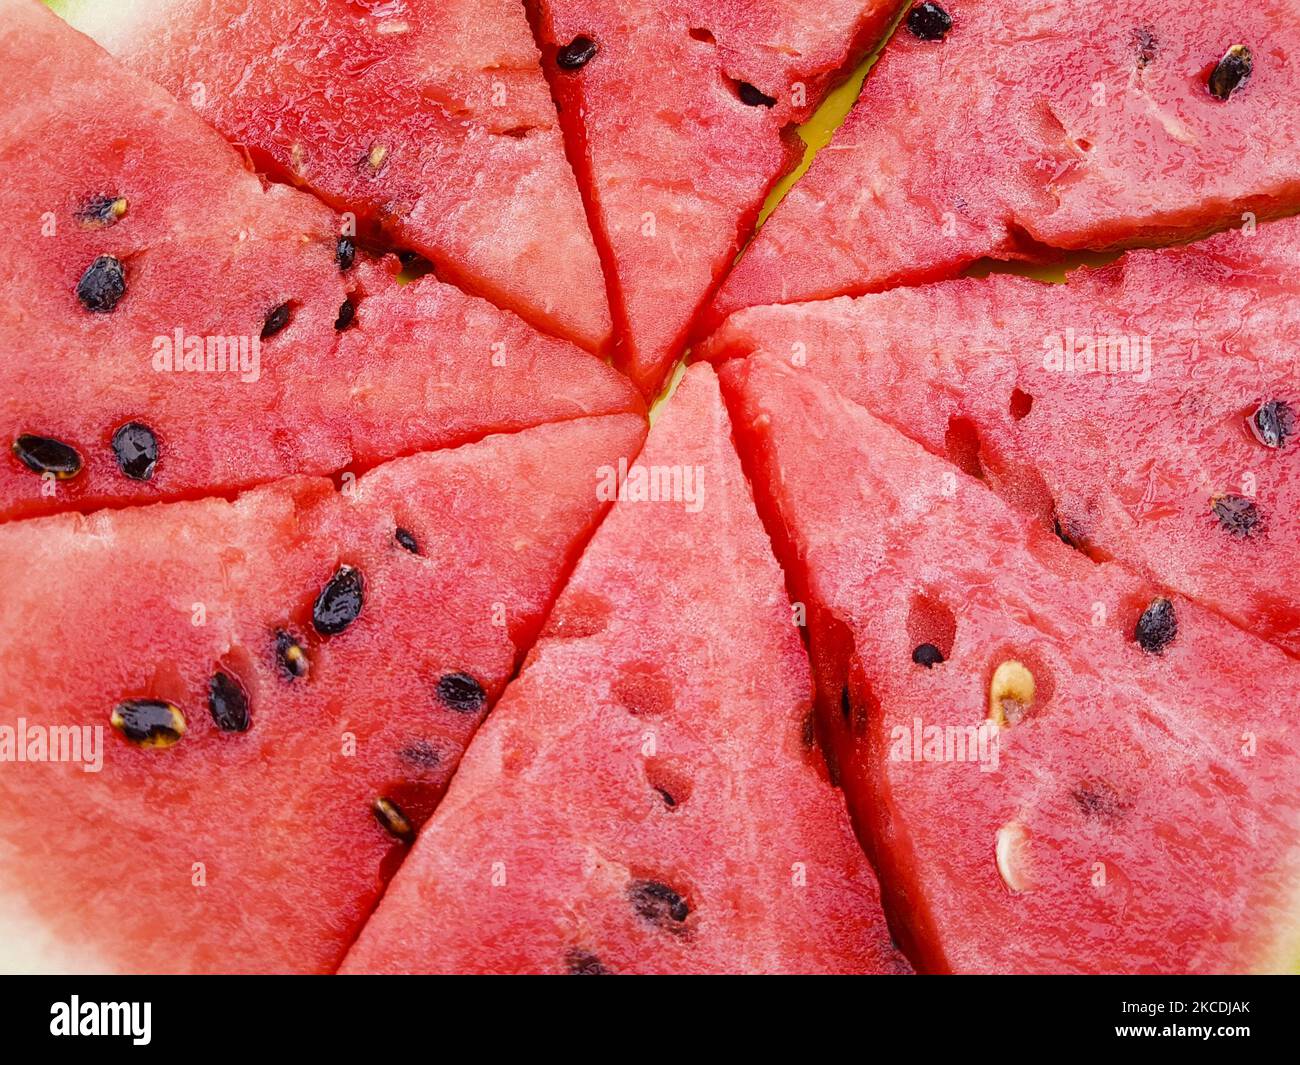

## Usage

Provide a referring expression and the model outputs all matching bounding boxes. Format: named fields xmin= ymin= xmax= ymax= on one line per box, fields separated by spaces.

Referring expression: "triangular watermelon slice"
xmin=342 ymin=365 xmax=907 ymax=975
xmin=710 ymin=0 xmax=1300 ymax=324
xmin=528 ymin=0 xmax=903 ymax=396
xmin=1 ymin=1 xmax=641 ymax=522
xmin=721 ymin=356 xmax=1300 ymax=973
xmin=703 ymin=219 xmax=1300 ymax=657
xmin=53 ymin=0 xmax=611 ymax=351
xmin=0 ymin=412 xmax=645 ymax=974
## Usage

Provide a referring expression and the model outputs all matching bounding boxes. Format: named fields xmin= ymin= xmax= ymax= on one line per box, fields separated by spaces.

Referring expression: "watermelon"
xmin=703 ymin=218 xmax=1300 ymax=658
xmin=0 ymin=411 xmax=645 ymax=974
xmin=342 ymin=365 xmax=907 ymax=975
xmin=709 ymin=0 xmax=1300 ymax=324
xmin=53 ymin=0 xmax=612 ymax=352
xmin=1 ymin=0 xmax=641 ymax=522
xmin=528 ymin=0 xmax=903 ymax=396
xmin=720 ymin=355 xmax=1300 ymax=973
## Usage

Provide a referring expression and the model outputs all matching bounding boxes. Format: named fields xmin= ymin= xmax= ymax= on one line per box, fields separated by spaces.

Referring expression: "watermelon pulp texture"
xmin=0 ymin=413 xmax=645 ymax=973
xmin=702 ymin=219 xmax=1300 ymax=659
xmin=344 ymin=365 xmax=907 ymax=974
xmin=721 ymin=356 xmax=1300 ymax=974
xmin=55 ymin=0 xmax=611 ymax=352
xmin=528 ymin=0 xmax=905 ymax=397
xmin=1 ymin=1 xmax=640 ymax=522
xmin=710 ymin=0 xmax=1300 ymax=325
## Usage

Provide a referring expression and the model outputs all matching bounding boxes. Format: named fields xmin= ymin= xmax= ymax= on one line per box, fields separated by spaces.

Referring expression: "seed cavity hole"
xmin=612 ymin=664 xmax=674 ymax=718
xmin=907 ymin=593 xmax=957 ymax=663
xmin=645 ymin=757 xmax=693 ymax=811
xmin=731 ymin=78 xmax=777 ymax=108
xmin=1009 ymin=388 xmax=1035 ymax=421
xmin=995 ymin=821 xmax=1034 ymax=893
xmin=944 ymin=416 xmax=986 ymax=480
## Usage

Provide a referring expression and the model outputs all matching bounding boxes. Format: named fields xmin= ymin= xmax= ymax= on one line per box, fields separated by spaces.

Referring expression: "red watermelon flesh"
xmin=702 ymin=218 xmax=1300 ymax=658
xmin=528 ymin=0 xmax=903 ymax=397
xmin=721 ymin=356 xmax=1300 ymax=973
xmin=54 ymin=0 xmax=611 ymax=352
xmin=1 ymin=1 xmax=641 ymax=522
xmin=709 ymin=0 xmax=1300 ymax=326
xmin=343 ymin=365 xmax=907 ymax=975
xmin=0 ymin=411 xmax=645 ymax=974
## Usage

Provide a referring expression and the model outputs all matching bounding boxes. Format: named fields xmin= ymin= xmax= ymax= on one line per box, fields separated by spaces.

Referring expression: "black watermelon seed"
xmin=76 ymin=255 xmax=126 ymax=313
xmin=655 ymin=786 xmax=677 ymax=808
xmin=1135 ymin=597 xmax=1178 ymax=654
xmin=372 ymin=797 xmax=414 ymax=842
xmin=629 ymin=879 xmax=690 ymax=931
xmin=907 ymin=2 xmax=953 ymax=41
xmin=111 ymin=699 xmax=186 ymax=748
xmin=312 ymin=565 xmax=364 ymax=635
xmin=436 ymin=672 xmax=486 ymax=713
xmin=334 ymin=298 xmax=355 ymax=331
xmin=110 ymin=422 xmax=158 ymax=481
xmin=12 ymin=434 xmax=82 ymax=479
xmin=261 ymin=302 xmax=291 ymax=339
xmin=1209 ymin=45 xmax=1252 ymax=101
xmin=336 ymin=235 xmax=356 ymax=272
xmin=208 ymin=670 xmax=251 ymax=732
xmin=565 ymin=949 xmax=609 ymax=975
xmin=840 ymin=684 xmax=851 ymax=721
xmin=1212 ymin=494 xmax=1261 ymax=538
xmin=557 ymin=35 xmax=598 ymax=70
xmin=736 ymin=81 xmax=777 ymax=107
xmin=275 ymin=629 xmax=310 ymax=679
xmin=1250 ymin=400 xmax=1294 ymax=449
xmin=77 ymin=195 xmax=128 ymax=227
xmin=394 ymin=527 xmax=420 ymax=554
xmin=912 ymin=642 xmax=945 ymax=668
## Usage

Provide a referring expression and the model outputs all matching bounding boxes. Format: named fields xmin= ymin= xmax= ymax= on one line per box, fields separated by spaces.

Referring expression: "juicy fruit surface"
xmin=344 ymin=366 xmax=907 ymax=975
xmin=702 ymin=219 xmax=1300 ymax=658
xmin=530 ymin=0 xmax=903 ymax=396
xmin=721 ymin=357 xmax=1300 ymax=973
xmin=0 ymin=413 xmax=645 ymax=973
xmin=1 ymin=2 xmax=640 ymax=521
xmin=711 ymin=0 xmax=1300 ymax=322
xmin=56 ymin=0 xmax=611 ymax=350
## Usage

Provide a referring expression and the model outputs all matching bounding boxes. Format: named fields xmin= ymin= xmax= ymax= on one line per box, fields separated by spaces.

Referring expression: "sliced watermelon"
xmin=528 ymin=0 xmax=903 ymax=396
xmin=721 ymin=355 xmax=1300 ymax=974
xmin=54 ymin=0 xmax=611 ymax=351
xmin=710 ymin=0 xmax=1300 ymax=324
xmin=0 ymin=412 xmax=645 ymax=974
xmin=703 ymin=219 xmax=1300 ymax=658
xmin=1 ymin=1 xmax=641 ymax=522
xmin=342 ymin=365 xmax=907 ymax=975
